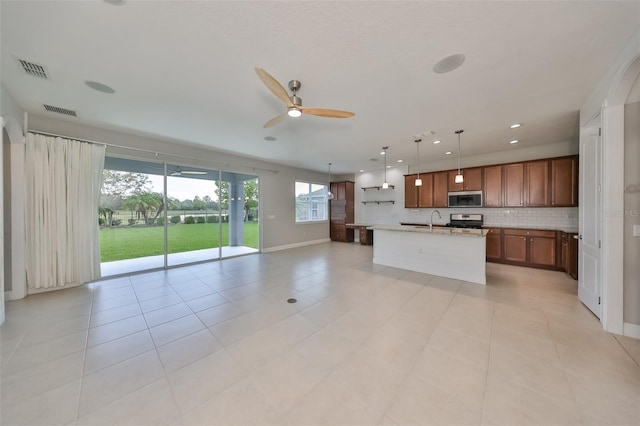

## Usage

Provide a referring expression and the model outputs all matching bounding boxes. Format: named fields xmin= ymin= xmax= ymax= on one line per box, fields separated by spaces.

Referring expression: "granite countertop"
xmin=371 ymin=225 xmax=489 ymax=237
xmin=486 ymin=224 xmax=579 ymax=233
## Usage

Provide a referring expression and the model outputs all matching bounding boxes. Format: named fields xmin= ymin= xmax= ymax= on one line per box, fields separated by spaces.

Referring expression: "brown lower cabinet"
xmin=485 ymin=227 xmax=502 ymax=261
xmin=488 ymin=227 xmax=569 ymax=271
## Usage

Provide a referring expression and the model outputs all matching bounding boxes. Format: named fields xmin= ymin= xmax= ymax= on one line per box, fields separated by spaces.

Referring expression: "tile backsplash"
xmin=399 ymin=207 xmax=579 ymax=230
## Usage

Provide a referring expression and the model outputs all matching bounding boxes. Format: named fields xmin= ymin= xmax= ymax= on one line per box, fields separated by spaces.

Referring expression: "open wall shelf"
xmin=362 ymin=185 xmax=395 ymax=191
xmin=362 ymin=200 xmax=395 ymax=205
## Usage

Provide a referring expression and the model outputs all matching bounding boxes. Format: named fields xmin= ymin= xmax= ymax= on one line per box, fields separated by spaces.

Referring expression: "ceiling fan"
xmin=170 ymin=166 xmax=207 ymax=177
xmin=255 ymin=67 xmax=355 ymax=128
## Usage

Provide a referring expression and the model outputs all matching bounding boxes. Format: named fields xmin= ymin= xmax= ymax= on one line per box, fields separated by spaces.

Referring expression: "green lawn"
xmin=99 ymin=222 xmax=259 ymax=262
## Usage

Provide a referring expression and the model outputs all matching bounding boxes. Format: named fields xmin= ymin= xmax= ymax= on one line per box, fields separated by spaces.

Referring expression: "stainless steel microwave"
xmin=448 ymin=191 xmax=483 ymax=207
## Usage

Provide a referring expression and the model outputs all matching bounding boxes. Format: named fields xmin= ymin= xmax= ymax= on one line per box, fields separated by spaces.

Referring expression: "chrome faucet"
xmin=429 ymin=209 xmax=442 ymax=231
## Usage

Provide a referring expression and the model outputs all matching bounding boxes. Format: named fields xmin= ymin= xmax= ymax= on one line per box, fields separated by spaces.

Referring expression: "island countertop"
xmin=370 ymin=225 xmax=489 ymax=237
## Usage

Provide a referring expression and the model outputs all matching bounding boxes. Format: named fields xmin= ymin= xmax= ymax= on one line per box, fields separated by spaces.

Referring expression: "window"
xmin=295 ymin=181 xmax=329 ymax=222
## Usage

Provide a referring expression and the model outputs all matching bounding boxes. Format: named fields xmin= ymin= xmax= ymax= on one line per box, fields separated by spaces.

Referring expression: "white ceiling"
xmin=2 ymin=1 xmax=639 ymax=174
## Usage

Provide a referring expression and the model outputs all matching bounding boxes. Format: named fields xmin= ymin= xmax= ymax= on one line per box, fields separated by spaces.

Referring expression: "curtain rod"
xmin=27 ymin=129 xmax=280 ymax=174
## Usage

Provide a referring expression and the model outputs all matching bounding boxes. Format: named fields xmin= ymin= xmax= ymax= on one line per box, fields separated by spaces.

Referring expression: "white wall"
xmin=1 ymin=84 xmax=27 ymax=302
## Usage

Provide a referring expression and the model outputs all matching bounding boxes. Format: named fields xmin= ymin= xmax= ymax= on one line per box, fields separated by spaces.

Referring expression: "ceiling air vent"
xmin=43 ymin=104 xmax=77 ymax=117
xmin=17 ymin=58 xmax=49 ymax=79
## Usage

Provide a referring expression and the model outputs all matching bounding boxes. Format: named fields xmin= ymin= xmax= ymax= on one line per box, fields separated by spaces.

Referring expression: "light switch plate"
xmin=634 ymin=224 xmax=640 ymax=237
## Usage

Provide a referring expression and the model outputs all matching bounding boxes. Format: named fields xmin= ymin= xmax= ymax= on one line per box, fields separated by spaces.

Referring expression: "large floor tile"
xmin=482 ymin=371 xmax=582 ymax=425
xmin=149 ymin=314 xmax=206 ymax=347
xmin=1 ymin=379 xmax=81 ymax=426
xmin=84 ymin=329 xmax=155 ymax=375
xmin=76 ymin=378 xmax=180 ymax=426
xmin=157 ymin=328 xmax=222 ymax=373
xmin=167 ymin=344 xmax=248 ymax=415
xmin=78 ymin=350 xmax=165 ymax=417
xmin=179 ymin=377 xmax=283 ymax=425
xmin=386 ymin=375 xmax=482 ymax=425
xmin=287 ymin=376 xmax=384 ymax=425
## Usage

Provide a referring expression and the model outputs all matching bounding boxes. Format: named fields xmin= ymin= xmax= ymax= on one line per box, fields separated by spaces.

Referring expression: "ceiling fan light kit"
xmin=255 ymin=67 xmax=355 ymax=128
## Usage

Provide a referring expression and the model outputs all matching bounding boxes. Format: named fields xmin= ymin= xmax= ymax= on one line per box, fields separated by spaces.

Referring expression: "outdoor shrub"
xmin=156 ymin=217 xmax=165 ymax=226
xmin=206 ymin=215 xmax=217 ymax=223
xmin=196 ymin=217 xmax=205 ymax=224
xmin=184 ymin=216 xmax=195 ymax=224
xmin=112 ymin=219 xmax=122 ymax=226
xmin=128 ymin=219 xmax=137 ymax=226
xmin=170 ymin=215 xmax=181 ymax=224
xmin=98 ymin=218 xmax=105 ymax=226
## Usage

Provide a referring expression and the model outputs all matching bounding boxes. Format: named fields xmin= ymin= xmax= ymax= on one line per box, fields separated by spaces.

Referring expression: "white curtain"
xmin=25 ymin=133 xmax=106 ymax=291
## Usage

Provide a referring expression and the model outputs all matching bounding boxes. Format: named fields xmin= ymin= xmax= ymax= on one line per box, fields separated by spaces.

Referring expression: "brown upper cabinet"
xmin=448 ymin=167 xmax=483 ymax=192
xmin=404 ymin=175 xmax=419 ymax=208
xmin=525 ymin=160 xmax=550 ymax=207
xmin=503 ymin=163 xmax=524 ymax=207
xmin=483 ymin=165 xmax=503 ymax=207
xmin=551 ymin=157 xmax=578 ymax=207
xmin=403 ymin=155 xmax=577 ymax=209
xmin=405 ymin=173 xmax=435 ymax=208
xmin=433 ymin=171 xmax=449 ymax=207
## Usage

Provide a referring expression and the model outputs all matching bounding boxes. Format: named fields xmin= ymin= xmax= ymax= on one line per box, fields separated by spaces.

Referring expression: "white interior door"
xmin=579 ymin=124 xmax=602 ymax=318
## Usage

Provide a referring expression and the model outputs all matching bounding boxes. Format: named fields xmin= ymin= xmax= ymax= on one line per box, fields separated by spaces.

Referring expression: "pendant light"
xmin=381 ymin=146 xmax=389 ymax=189
xmin=327 ymin=162 xmax=335 ymax=200
xmin=414 ymin=138 xmax=423 ymax=187
xmin=454 ymin=129 xmax=464 ymax=184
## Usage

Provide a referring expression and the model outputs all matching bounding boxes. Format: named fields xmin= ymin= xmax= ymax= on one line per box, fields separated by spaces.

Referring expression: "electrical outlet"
xmin=633 ymin=224 xmax=640 ymax=237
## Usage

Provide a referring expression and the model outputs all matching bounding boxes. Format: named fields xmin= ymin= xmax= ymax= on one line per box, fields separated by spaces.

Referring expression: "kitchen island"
xmin=371 ymin=225 xmax=489 ymax=285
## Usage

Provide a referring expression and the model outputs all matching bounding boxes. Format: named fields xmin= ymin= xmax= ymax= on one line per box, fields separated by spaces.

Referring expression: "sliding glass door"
xmin=166 ymin=164 xmax=221 ymax=267
xmin=99 ymin=157 xmax=260 ymax=276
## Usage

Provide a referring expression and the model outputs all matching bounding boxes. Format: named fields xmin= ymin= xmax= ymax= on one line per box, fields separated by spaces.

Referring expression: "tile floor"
xmin=1 ymin=242 xmax=638 ymax=425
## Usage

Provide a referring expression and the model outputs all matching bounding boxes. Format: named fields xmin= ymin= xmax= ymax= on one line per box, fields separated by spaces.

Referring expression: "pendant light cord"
xmin=455 ymin=129 xmax=464 ymax=174
xmin=416 ymin=139 xmax=421 ymax=179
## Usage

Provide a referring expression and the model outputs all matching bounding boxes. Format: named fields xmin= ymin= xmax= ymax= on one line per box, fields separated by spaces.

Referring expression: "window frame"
xmin=294 ymin=180 xmax=330 ymax=224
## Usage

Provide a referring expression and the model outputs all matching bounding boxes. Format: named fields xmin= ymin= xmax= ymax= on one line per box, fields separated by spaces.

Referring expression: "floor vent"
xmin=17 ymin=58 xmax=49 ymax=79
xmin=43 ymin=104 xmax=77 ymax=117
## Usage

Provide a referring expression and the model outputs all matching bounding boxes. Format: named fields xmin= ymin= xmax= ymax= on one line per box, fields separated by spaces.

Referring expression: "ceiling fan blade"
xmin=264 ymin=113 xmax=287 ymax=128
xmin=300 ymin=107 xmax=355 ymax=118
xmin=255 ymin=67 xmax=293 ymax=107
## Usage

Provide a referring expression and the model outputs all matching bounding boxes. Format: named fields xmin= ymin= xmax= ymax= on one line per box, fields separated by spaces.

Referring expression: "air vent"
xmin=17 ymin=59 xmax=49 ymax=79
xmin=43 ymin=104 xmax=77 ymax=117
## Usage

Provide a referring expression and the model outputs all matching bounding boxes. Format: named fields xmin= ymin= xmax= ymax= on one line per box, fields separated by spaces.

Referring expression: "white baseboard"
xmin=623 ymin=322 xmax=640 ymax=340
xmin=262 ymin=238 xmax=331 ymax=253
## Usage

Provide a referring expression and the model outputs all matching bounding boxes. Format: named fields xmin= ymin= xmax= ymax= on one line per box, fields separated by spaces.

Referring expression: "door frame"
xmin=600 ymin=54 xmax=640 ymax=335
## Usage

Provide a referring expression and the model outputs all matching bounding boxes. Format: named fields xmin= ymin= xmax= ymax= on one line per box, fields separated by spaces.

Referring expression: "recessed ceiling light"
xmin=359 ymin=169 xmax=364 ymax=173
xmin=433 ymin=54 xmax=466 ymax=74
xmin=386 ymin=165 xmax=391 ymax=168
xmin=510 ymin=123 xmax=522 ymax=129
xmin=433 ymin=140 xmax=441 ymax=144
xmin=264 ymin=136 xmax=277 ymax=141
xmin=380 ymin=151 xmax=386 ymax=155
xmin=509 ymin=139 xmax=519 ymax=144
xmin=85 ymin=80 xmax=115 ymax=94
xmin=445 ymin=151 xmax=453 ymax=155
xmin=397 ymin=159 xmax=403 ymax=163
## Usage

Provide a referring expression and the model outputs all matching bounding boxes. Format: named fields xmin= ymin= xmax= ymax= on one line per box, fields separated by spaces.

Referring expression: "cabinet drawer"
xmin=504 ymin=229 xmax=555 ymax=238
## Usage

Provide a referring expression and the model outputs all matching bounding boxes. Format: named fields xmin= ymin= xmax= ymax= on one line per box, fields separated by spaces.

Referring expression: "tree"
xmin=123 ymin=192 xmax=162 ymax=224
xmin=244 ymin=180 xmax=259 ymax=221
xmin=101 ymin=170 xmax=152 ymax=197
